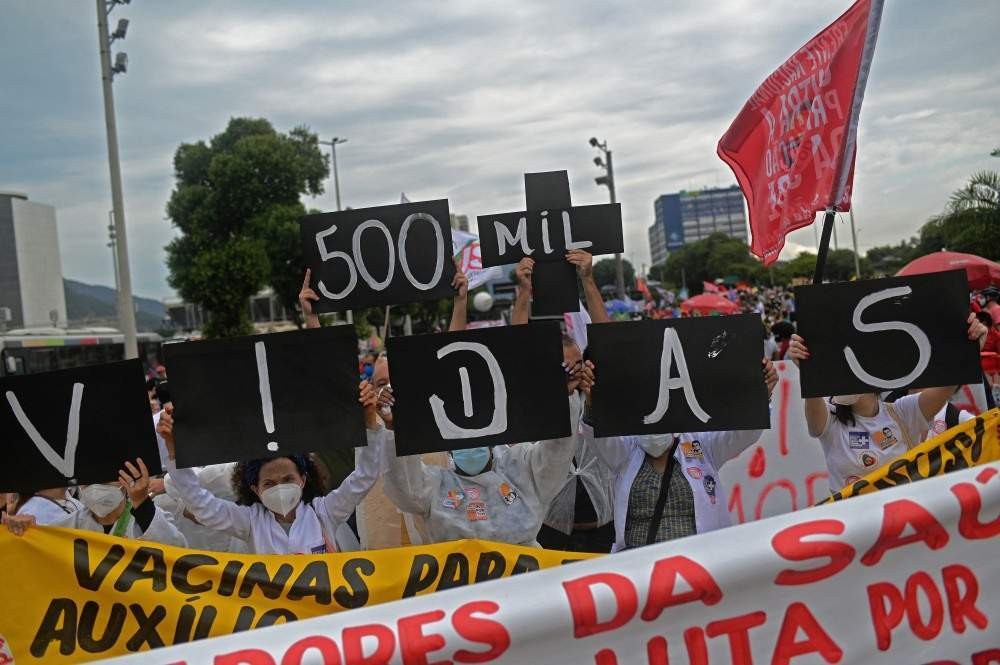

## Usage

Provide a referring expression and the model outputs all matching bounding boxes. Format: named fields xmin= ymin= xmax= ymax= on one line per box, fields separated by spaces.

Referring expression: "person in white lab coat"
xmin=155 ymin=463 xmax=249 ymax=553
xmin=10 ymin=488 xmax=83 ymax=525
xmin=3 ymin=458 xmax=187 ymax=546
xmin=157 ymin=381 xmax=385 ymax=554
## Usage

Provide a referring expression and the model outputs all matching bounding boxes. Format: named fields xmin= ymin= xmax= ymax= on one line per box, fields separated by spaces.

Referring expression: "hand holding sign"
xmin=117 ymin=458 xmax=151 ymax=508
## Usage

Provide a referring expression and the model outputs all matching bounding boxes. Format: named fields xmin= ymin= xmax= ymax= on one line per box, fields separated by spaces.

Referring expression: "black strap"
xmin=646 ymin=437 xmax=681 ymax=547
xmin=945 ymin=403 xmax=960 ymax=430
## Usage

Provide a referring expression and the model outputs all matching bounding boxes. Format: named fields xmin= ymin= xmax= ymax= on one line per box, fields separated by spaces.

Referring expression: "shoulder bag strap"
xmin=645 ymin=437 xmax=682 ymax=547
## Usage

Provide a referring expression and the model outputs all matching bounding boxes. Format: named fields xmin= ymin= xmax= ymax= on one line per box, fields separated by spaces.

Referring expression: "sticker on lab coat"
xmin=499 ymin=482 xmax=518 ymax=505
xmin=467 ymin=501 xmax=488 ymax=521
xmin=464 ymin=487 xmax=481 ymax=502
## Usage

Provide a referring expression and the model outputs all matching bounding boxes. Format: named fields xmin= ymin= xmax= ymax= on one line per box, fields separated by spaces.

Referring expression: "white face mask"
xmin=79 ymin=484 xmax=125 ymax=518
xmin=831 ymin=394 xmax=862 ymax=406
xmin=259 ymin=483 xmax=302 ymax=517
xmin=639 ymin=434 xmax=674 ymax=458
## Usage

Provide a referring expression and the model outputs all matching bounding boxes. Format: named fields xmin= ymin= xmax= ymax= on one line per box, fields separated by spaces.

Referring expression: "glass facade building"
xmin=648 ymin=185 xmax=747 ymax=266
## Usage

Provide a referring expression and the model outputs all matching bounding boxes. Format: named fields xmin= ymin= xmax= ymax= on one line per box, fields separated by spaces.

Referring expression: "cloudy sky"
xmin=2 ymin=0 xmax=997 ymax=299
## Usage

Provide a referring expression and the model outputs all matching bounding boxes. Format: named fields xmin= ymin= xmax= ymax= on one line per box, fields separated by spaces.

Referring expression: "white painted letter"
xmin=562 ymin=211 xmax=593 ymax=251
xmin=429 ymin=342 xmax=508 ymax=439
xmin=540 ymin=211 xmax=554 ymax=254
xmin=643 ymin=328 xmax=711 ymax=425
xmin=315 ymin=223 xmax=358 ymax=299
xmin=255 ymin=342 xmax=279 ymax=451
xmin=399 ymin=213 xmax=445 ymax=291
xmin=494 ymin=217 xmax=533 ymax=257
xmin=843 ymin=286 xmax=931 ymax=389
xmin=352 ymin=219 xmax=395 ymax=291
xmin=6 ymin=383 xmax=84 ymax=478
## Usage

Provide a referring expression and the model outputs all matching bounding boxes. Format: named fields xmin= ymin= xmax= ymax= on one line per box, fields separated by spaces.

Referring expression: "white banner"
xmin=721 ymin=361 xmax=991 ymax=523
xmin=104 ymin=462 xmax=1000 ymax=664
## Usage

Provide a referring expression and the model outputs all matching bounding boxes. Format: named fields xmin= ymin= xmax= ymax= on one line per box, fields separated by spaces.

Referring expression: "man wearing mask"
xmin=3 ymin=458 xmax=186 ymax=546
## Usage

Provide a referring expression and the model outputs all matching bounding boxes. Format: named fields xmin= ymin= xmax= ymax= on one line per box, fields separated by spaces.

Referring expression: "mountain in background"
xmin=64 ymin=279 xmax=167 ymax=332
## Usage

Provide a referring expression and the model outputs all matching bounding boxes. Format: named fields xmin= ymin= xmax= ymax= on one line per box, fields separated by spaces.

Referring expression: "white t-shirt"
xmin=818 ymin=394 xmax=928 ymax=491
xmin=926 ymin=404 xmax=974 ymax=440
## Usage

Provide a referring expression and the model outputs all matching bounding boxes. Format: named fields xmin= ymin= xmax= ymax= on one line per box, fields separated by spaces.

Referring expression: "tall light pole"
xmin=107 ymin=210 xmax=119 ymax=295
xmin=319 ymin=137 xmax=347 ymax=211
xmin=849 ymin=209 xmax=862 ymax=279
xmin=590 ymin=137 xmax=625 ymax=299
xmin=97 ymin=0 xmax=138 ymax=358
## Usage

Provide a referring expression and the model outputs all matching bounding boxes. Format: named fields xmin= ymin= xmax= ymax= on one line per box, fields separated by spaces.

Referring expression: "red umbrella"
xmin=896 ymin=251 xmax=1000 ymax=290
xmin=680 ymin=293 xmax=740 ymax=316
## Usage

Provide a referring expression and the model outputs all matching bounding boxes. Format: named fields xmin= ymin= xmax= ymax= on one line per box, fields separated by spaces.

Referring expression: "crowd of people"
xmin=1 ymin=252 xmax=990 ymax=568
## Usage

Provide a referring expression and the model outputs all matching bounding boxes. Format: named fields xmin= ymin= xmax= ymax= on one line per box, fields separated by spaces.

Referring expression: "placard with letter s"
xmin=586 ymin=316 xmax=771 ymax=437
xmin=301 ymin=200 xmax=457 ymax=312
xmin=386 ymin=322 xmax=570 ymax=455
xmin=794 ymin=270 xmax=980 ymax=398
xmin=0 ymin=359 xmax=160 ymax=493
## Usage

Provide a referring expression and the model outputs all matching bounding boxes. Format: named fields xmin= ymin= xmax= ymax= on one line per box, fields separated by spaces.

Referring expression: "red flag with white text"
xmin=717 ymin=0 xmax=884 ymax=265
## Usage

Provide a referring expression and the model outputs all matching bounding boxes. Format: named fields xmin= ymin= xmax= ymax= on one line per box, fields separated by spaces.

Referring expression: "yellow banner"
xmin=0 ymin=527 xmax=596 ymax=664
xmin=820 ymin=407 xmax=1000 ymax=502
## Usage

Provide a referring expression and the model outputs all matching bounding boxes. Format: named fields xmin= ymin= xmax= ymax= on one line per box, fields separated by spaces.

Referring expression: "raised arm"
xmin=157 ymin=405 xmax=252 ymax=541
xmin=917 ymin=314 xmax=988 ymax=420
xmin=567 ymin=250 xmax=609 ymax=324
xmin=299 ymin=269 xmax=321 ymax=329
xmin=448 ymin=260 xmax=469 ymax=332
xmin=788 ymin=334 xmax=829 ymax=437
xmin=511 ymin=258 xmax=534 ymax=325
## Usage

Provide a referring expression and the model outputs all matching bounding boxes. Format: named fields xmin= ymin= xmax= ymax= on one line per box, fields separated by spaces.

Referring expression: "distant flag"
xmin=703 ymin=280 xmax=721 ymax=294
xmin=452 ymin=229 xmax=504 ymax=290
xmin=717 ymin=0 xmax=885 ymax=265
xmin=400 ymin=192 xmax=411 ymax=204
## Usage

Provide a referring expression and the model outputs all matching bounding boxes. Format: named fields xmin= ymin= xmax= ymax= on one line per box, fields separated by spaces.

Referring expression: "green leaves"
xmin=164 ymin=117 xmax=330 ymax=337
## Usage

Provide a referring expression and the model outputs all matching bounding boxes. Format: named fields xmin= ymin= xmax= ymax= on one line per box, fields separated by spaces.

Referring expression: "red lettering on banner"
xmin=772 ymin=519 xmax=855 ymax=585
xmin=755 ymin=479 xmax=798 ymax=520
xmin=805 ymin=471 xmax=830 ymax=505
xmin=398 ymin=611 xmax=447 ymax=665
xmin=904 ymin=571 xmax=945 ymax=641
xmin=706 ymin=611 xmax=767 ymax=665
xmin=646 ymin=636 xmax=668 ymax=665
xmin=342 ymin=624 xmax=395 ymax=665
xmin=641 ymin=556 xmax=723 ymax=622
xmin=748 ymin=446 xmax=766 ymax=478
xmin=951 ymin=469 xmax=1000 ymax=540
xmin=593 ymin=649 xmax=618 ymax=665
xmin=451 ymin=601 xmax=510 ymax=663
xmin=867 ymin=581 xmax=905 ymax=650
xmin=215 ymin=650 xmax=276 ymax=665
xmin=779 ymin=378 xmax=790 ymax=456
xmin=684 ymin=626 xmax=709 ymax=665
xmin=973 ymin=649 xmax=1000 ymax=664
xmin=562 ymin=573 xmax=638 ymax=638
xmin=771 ymin=602 xmax=842 ymax=665
xmin=728 ymin=482 xmax=746 ymax=524
xmin=280 ymin=636 xmax=341 ymax=665
xmin=942 ymin=565 xmax=989 ymax=633
xmin=860 ymin=499 xmax=949 ymax=566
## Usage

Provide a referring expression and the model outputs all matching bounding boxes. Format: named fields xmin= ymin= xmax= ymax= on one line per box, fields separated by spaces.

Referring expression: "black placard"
xmin=586 ymin=316 xmax=770 ymax=437
xmin=301 ymin=200 xmax=457 ymax=313
xmin=386 ymin=322 xmax=570 ymax=455
xmin=477 ymin=203 xmax=623 ymax=266
xmin=794 ymin=270 xmax=980 ymax=398
xmin=164 ymin=326 xmax=366 ymax=467
xmin=0 ymin=359 xmax=160 ymax=493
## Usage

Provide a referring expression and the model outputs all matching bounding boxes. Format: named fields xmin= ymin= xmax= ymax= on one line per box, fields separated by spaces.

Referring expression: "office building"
xmin=647 ymin=185 xmax=747 ymax=266
xmin=0 ymin=192 xmax=68 ymax=329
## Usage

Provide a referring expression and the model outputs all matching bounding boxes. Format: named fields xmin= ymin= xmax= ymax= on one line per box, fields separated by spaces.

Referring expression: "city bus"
xmin=0 ymin=329 xmax=163 ymax=377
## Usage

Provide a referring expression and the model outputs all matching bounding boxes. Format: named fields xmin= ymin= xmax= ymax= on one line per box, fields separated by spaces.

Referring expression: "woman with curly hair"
xmin=157 ymin=381 xmax=384 ymax=554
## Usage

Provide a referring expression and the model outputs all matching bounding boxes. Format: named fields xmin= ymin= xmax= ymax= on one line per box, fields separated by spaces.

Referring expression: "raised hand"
xmin=359 ymin=380 xmax=378 ymax=430
xmin=376 ymin=384 xmax=395 ymax=430
xmin=762 ymin=358 xmax=778 ymax=398
xmin=157 ymin=404 xmax=176 ymax=460
xmin=515 ymin=258 xmax=535 ymax=289
xmin=967 ymin=313 xmax=988 ymax=349
xmin=119 ymin=458 xmax=151 ymax=507
xmin=566 ymin=250 xmax=594 ymax=280
xmin=787 ymin=334 xmax=809 ymax=367
xmin=452 ymin=263 xmax=469 ymax=298
xmin=2 ymin=512 xmax=36 ymax=537
xmin=576 ymin=360 xmax=596 ymax=403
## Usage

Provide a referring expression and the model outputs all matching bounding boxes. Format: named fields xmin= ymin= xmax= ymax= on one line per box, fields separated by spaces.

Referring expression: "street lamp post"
xmin=97 ymin=0 xmax=138 ymax=358
xmin=320 ymin=137 xmax=348 ymax=211
xmin=589 ymin=137 xmax=625 ymax=299
xmin=108 ymin=210 xmax=119 ymax=296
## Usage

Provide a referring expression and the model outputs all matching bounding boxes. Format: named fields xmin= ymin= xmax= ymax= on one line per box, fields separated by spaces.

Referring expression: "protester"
xmin=512 ymin=250 xmax=616 ymax=553
xmin=886 ymin=387 xmax=975 ymax=439
xmin=981 ymin=287 xmax=1000 ymax=324
xmin=154 ymin=463 xmax=250 ymax=553
xmin=9 ymin=487 xmax=83 ymax=525
xmin=3 ymin=458 xmax=187 ymax=546
xmin=582 ymin=359 xmax=778 ymax=551
xmin=157 ymin=382 xmax=384 ymax=554
xmin=787 ymin=313 xmax=987 ymax=490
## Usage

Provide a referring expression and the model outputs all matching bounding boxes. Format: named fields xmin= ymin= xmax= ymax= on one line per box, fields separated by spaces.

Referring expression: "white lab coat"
xmin=17 ymin=494 xmax=83 ymax=525
xmin=164 ymin=428 xmax=384 ymax=554
xmin=542 ymin=435 xmax=616 ymax=534
xmin=381 ymin=393 xmax=582 ymax=547
xmin=155 ymin=464 xmax=249 ymax=553
xmin=581 ymin=422 xmax=763 ymax=552
xmin=51 ymin=502 xmax=187 ymax=547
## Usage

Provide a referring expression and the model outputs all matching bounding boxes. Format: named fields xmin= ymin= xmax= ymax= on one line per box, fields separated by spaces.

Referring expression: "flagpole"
xmin=812 ymin=209 xmax=836 ymax=284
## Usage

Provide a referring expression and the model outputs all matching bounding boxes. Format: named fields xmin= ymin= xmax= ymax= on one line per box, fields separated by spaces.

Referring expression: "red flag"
xmin=717 ymin=0 xmax=884 ymax=265
xmin=636 ymin=277 xmax=653 ymax=301
xmin=702 ymin=281 xmax=720 ymax=294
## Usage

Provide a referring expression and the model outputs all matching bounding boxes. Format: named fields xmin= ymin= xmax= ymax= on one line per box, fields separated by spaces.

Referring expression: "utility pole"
xmin=849 ymin=209 xmax=862 ymax=279
xmin=108 ymin=210 xmax=119 ymax=295
xmin=97 ymin=0 xmax=138 ymax=358
xmin=319 ymin=137 xmax=348 ymax=211
xmin=589 ymin=137 xmax=625 ymax=299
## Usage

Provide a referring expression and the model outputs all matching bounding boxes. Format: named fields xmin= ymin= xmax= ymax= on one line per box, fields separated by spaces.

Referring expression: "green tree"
xmin=593 ymin=258 xmax=635 ymax=290
xmin=662 ymin=233 xmax=765 ymax=291
xmin=165 ymin=118 xmax=328 ymax=337
xmin=920 ymin=171 xmax=1000 ymax=261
